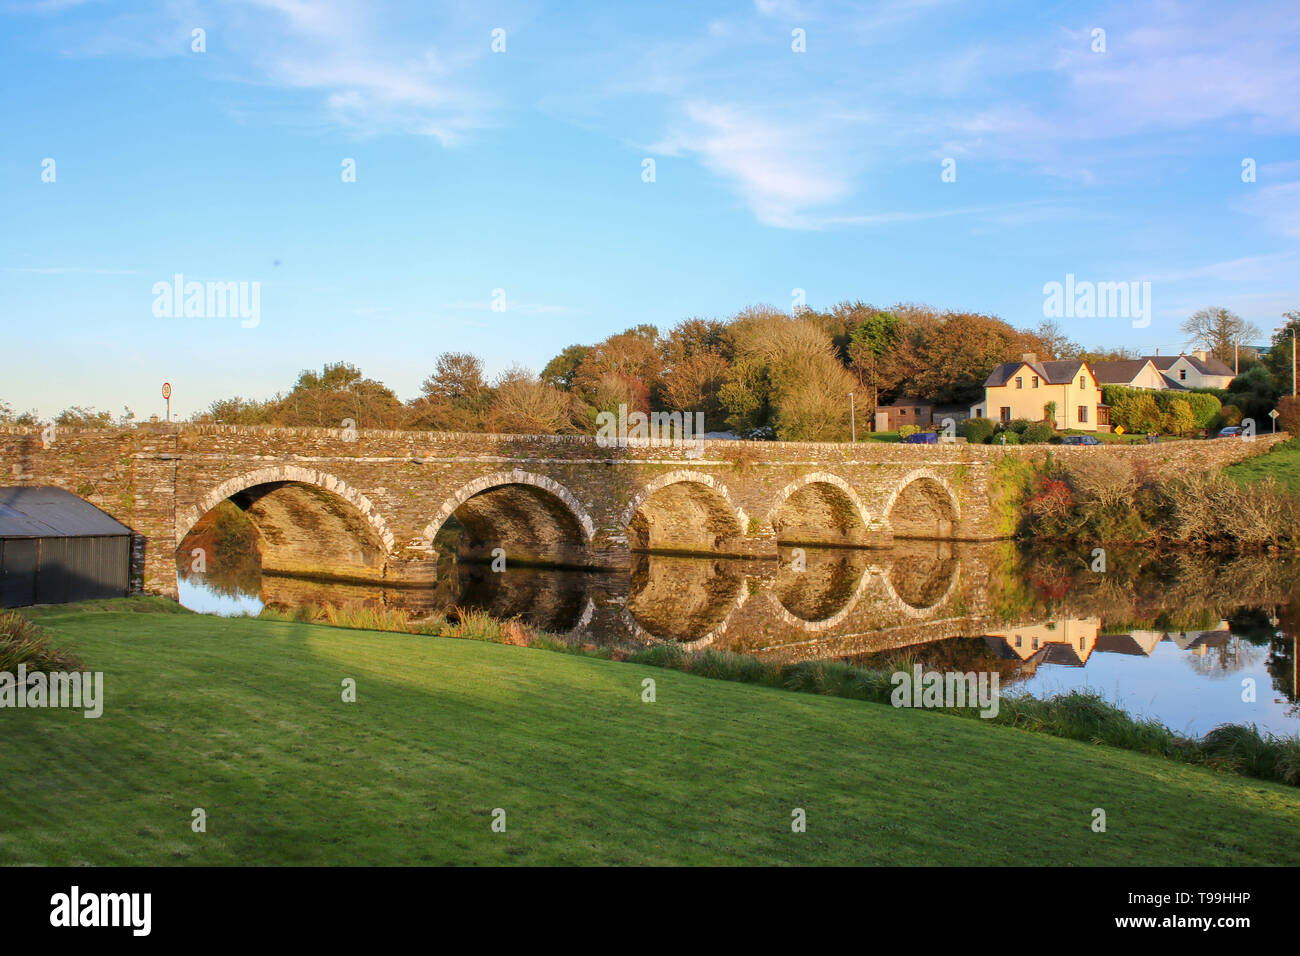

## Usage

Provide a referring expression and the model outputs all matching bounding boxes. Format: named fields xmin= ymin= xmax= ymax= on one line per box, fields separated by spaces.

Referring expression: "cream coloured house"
xmin=969 ymin=353 xmax=1105 ymax=431
xmin=1150 ymin=352 xmax=1235 ymax=389
xmin=982 ymin=617 xmax=1101 ymax=671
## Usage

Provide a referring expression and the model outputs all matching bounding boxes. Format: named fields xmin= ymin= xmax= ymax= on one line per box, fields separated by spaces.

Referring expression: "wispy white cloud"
xmin=651 ymin=100 xmax=861 ymax=227
xmin=1143 ymin=249 xmax=1300 ymax=284
xmin=27 ymin=0 xmax=498 ymax=144
xmin=1235 ymin=182 xmax=1300 ymax=238
xmin=821 ymin=199 xmax=1075 ymax=227
xmin=625 ymin=0 xmax=1300 ymax=227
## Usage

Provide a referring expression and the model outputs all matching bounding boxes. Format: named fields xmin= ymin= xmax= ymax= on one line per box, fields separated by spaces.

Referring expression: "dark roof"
xmin=0 ymin=486 xmax=132 ymax=538
xmin=1159 ymin=373 xmax=1187 ymax=390
xmin=1144 ymin=354 xmax=1234 ymax=376
xmin=981 ymin=636 xmax=1022 ymax=659
xmin=1090 ymin=360 xmax=1152 ymax=384
xmin=1034 ymin=643 xmax=1086 ymax=667
xmin=1094 ymin=633 xmax=1150 ymax=656
xmin=984 ymin=359 xmax=1088 ymax=388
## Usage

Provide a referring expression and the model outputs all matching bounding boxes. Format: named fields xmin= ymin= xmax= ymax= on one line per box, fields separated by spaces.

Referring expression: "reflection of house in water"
xmin=982 ymin=618 xmax=1101 ymax=675
xmin=1108 ymin=630 xmax=1165 ymax=656
xmin=1165 ymin=621 xmax=1232 ymax=653
xmin=982 ymin=617 xmax=1242 ymax=678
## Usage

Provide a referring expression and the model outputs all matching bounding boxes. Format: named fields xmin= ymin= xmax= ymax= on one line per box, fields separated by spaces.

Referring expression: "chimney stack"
xmin=1021 ymin=352 xmax=1038 ymax=364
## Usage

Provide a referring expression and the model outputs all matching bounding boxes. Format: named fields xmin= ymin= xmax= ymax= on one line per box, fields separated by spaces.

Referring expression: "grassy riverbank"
xmin=4 ymin=599 xmax=1299 ymax=866
xmin=1225 ymin=436 xmax=1300 ymax=493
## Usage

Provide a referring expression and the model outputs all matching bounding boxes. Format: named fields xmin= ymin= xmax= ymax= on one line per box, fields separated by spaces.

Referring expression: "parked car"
xmin=901 ymin=431 xmax=939 ymax=444
xmin=1060 ymin=434 xmax=1101 ymax=445
xmin=1216 ymin=426 xmax=1244 ymax=439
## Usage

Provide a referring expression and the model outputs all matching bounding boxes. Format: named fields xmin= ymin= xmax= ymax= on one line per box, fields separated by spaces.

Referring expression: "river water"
xmin=177 ymin=542 xmax=1300 ymax=738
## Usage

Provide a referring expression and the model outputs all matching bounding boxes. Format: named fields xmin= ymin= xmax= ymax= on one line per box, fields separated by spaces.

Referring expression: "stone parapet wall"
xmin=1 ymin=425 xmax=1286 ymax=598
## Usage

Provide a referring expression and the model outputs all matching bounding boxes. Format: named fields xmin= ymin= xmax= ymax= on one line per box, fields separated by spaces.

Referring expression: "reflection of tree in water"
xmin=1269 ymin=600 xmax=1300 ymax=713
xmin=772 ymin=547 xmax=868 ymax=622
xmin=176 ymin=500 xmax=262 ymax=599
xmin=1182 ymin=636 xmax=1266 ymax=679
xmin=626 ymin=553 xmax=742 ymax=642
xmin=1015 ymin=546 xmax=1299 ymax=633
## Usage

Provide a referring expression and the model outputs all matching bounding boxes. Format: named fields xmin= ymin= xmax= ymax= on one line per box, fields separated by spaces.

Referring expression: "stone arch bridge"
xmin=1 ymin=425 xmax=1282 ymax=597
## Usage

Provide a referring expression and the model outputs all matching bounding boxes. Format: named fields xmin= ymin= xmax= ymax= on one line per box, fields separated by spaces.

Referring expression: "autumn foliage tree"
xmin=488 ymin=366 xmax=575 ymax=434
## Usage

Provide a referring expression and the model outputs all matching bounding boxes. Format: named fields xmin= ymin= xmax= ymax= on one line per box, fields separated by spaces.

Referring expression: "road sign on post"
xmin=162 ymin=382 xmax=172 ymax=423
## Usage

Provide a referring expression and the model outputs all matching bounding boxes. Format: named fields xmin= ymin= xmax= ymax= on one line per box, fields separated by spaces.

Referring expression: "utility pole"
xmin=849 ymin=392 xmax=856 ymax=442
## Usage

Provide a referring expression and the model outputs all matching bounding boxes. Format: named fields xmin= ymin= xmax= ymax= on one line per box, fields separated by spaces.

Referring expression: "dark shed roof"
xmin=0 ymin=486 xmax=132 ymax=538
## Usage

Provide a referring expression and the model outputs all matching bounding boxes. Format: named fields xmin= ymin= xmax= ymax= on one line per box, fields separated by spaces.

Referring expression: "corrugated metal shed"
xmin=1 ymin=487 xmax=133 ymax=607
xmin=0 ymin=486 xmax=133 ymax=538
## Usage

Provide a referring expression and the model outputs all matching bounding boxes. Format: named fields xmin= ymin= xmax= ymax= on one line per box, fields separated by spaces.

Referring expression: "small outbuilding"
xmin=0 ymin=486 xmax=133 ymax=608
xmin=874 ymin=398 xmax=934 ymax=432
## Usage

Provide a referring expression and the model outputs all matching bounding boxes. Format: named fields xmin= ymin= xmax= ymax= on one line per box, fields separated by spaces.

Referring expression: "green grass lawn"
xmin=1224 ymin=438 xmax=1300 ymax=493
xmin=5 ymin=600 xmax=1299 ymax=866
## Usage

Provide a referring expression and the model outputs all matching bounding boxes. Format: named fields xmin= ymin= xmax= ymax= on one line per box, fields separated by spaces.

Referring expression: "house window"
xmin=1078 ymin=406 xmax=1088 ymax=423
xmin=1032 ymin=376 xmax=1039 ymax=388
xmin=1032 ymin=637 xmax=1039 ymax=650
xmin=1015 ymin=377 xmax=1023 ymax=389
xmin=1015 ymin=636 xmax=1022 ymax=648
xmin=900 ymin=408 xmax=907 ymax=415
xmin=1079 ymin=375 xmax=1086 ymax=388
xmin=1179 ymin=368 xmax=1187 ymax=380
xmin=1000 ymin=406 xmax=1011 ymax=422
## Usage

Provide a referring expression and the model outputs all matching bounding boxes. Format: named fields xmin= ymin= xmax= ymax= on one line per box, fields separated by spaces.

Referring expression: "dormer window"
xmin=1179 ymin=369 xmax=1186 ymax=380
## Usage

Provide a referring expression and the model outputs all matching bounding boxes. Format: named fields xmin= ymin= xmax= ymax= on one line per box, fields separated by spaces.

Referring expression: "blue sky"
xmin=3 ymin=0 xmax=1298 ymax=420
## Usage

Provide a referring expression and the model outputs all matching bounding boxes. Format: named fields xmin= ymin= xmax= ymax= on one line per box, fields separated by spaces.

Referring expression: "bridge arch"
xmin=421 ymin=470 xmax=596 ymax=569
xmin=881 ymin=468 xmax=961 ymax=538
xmin=180 ymin=467 xmax=395 ymax=551
xmin=422 ymin=470 xmax=596 ymax=546
xmin=178 ymin=466 xmax=396 ymax=583
xmin=767 ymin=471 xmax=876 ymax=546
xmin=621 ymin=470 xmax=747 ymax=554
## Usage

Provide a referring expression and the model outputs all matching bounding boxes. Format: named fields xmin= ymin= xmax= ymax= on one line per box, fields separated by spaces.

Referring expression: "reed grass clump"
xmin=0 ymin=611 xmax=84 ymax=672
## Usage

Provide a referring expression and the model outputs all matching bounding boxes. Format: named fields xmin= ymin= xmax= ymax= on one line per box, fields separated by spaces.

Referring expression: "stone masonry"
xmin=0 ymin=424 xmax=1286 ymax=598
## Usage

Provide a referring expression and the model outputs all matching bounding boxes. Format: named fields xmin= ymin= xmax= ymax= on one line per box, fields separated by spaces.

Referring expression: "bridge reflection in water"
xmin=177 ymin=539 xmax=1300 ymax=736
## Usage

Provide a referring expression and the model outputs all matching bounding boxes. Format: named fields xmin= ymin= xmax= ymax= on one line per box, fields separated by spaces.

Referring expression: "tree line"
xmin=4 ymin=304 xmax=1296 ymax=441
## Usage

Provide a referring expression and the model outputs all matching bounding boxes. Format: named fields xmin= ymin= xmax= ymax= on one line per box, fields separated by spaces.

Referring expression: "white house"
xmin=1148 ymin=352 xmax=1235 ymax=389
